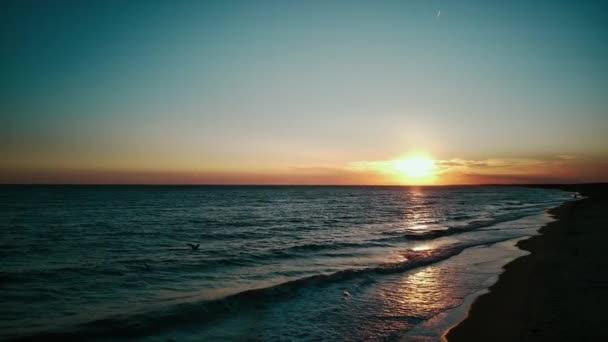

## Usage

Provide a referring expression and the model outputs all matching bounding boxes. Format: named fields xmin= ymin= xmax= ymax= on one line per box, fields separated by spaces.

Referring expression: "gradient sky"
xmin=1 ymin=0 xmax=607 ymax=184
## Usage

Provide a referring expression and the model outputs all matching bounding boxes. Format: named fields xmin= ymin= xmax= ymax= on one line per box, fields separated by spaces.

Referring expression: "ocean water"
xmin=0 ymin=185 xmax=573 ymax=341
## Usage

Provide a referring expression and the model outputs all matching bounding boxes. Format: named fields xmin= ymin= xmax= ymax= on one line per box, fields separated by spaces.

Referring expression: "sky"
xmin=1 ymin=0 xmax=607 ymax=185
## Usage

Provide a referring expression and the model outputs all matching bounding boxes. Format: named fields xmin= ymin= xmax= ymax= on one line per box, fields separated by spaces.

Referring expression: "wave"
xmin=3 ymin=210 xmax=543 ymax=294
xmin=379 ymin=211 xmax=534 ymax=241
xmin=273 ymin=240 xmax=391 ymax=254
xmin=1 ymin=240 xmax=388 ymax=286
xmin=15 ymin=237 xmax=515 ymax=341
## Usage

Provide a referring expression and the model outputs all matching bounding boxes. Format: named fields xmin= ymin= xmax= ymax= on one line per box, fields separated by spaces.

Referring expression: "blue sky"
xmin=1 ymin=0 xmax=607 ymax=183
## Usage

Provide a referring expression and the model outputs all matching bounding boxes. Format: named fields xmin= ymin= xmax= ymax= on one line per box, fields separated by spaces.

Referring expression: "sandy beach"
xmin=446 ymin=184 xmax=608 ymax=341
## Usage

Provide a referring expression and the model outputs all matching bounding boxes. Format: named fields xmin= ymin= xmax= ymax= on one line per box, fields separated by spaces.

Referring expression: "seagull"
xmin=343 ymin=290 xmax=351 ymax=297
xmin=436 ymin=10 xmax=441 ymax=18
xmin=187 ymin=243 xmax=200 ymax=250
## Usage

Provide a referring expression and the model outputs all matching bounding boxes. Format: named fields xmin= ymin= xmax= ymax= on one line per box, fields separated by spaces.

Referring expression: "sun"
xmin=393 ymin=157 xmax=435 ymax=179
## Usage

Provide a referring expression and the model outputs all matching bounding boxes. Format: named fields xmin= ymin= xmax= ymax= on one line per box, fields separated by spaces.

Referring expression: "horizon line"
xmin=1 ymin=182 xmax=604 ymax=187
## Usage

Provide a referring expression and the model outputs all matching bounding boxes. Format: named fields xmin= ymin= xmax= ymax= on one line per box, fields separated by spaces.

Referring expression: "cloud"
xmin=555 ymin=154 xmax=589 ymax=160
xmin=346 ymin=154 xmax=608 ymax=185
xmin=348 ymin=160 xmax=395 ymax=173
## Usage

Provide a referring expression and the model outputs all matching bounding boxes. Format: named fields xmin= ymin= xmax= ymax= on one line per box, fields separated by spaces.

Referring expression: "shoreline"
xmin=445 ymin=184 xmax=608 ymax=341
xmin=403 ymin=236 xmax=530 ymax=341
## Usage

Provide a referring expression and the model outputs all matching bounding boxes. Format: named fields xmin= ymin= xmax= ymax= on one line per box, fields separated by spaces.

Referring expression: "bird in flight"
xmin=188 ymin=243 xmax=200 ymax=250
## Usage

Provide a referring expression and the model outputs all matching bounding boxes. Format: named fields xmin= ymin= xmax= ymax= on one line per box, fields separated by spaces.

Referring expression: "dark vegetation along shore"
xmin=446 ymin=184 xmax=608 ymax=341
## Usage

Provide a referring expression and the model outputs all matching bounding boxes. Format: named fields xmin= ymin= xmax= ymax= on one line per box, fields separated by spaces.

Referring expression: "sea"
xmin=0 ymin=185 xmax=574 ymax=341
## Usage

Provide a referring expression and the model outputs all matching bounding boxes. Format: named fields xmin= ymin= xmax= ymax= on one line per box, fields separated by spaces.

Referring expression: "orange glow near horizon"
xmin=1 ymin=154 xmax=607 ymax=185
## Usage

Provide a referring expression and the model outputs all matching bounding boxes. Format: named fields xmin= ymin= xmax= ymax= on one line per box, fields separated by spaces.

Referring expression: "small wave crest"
xmin=380 ymin=211 xmax=532 ymax=241
xmin=273 ymin=240 xmax=391 ymax=254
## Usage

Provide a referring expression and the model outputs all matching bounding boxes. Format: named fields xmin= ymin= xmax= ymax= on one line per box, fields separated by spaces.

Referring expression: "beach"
xmin=446 ymin=184 xmax=608 ymax=341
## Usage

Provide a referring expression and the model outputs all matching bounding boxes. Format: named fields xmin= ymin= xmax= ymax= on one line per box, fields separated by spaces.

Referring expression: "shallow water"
xmin=0 ymin=185 xmax=572 ymax=340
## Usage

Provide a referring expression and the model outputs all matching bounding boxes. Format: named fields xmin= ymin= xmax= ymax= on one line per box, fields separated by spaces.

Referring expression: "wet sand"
xmin=446 ymin=184 xmax=608 ymax=341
